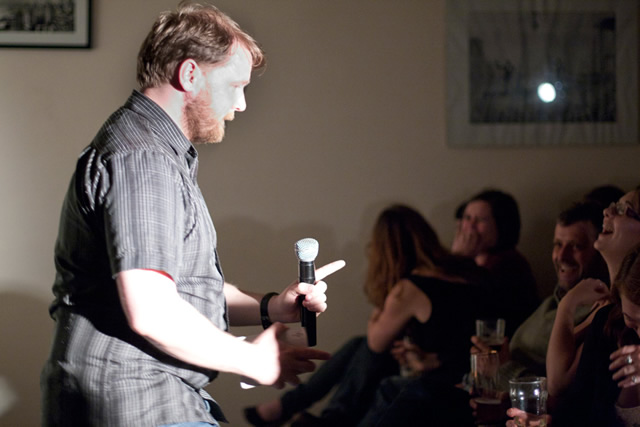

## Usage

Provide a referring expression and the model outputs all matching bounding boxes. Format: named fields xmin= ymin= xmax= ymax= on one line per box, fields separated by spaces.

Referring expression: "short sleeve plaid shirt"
xmin=42 ymin=91 xmax=228 ymax=426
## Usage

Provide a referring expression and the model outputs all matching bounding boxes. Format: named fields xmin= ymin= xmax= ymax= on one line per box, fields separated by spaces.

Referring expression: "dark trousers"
xmin=280 ymin=336 xmax=397 ymax=425
xmin=357 ymin=374 xmax=474 ymax=427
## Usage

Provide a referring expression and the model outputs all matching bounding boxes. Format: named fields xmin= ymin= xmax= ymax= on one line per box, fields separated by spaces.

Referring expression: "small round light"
xmin=537 ymin=82 xmax=556 ymax=103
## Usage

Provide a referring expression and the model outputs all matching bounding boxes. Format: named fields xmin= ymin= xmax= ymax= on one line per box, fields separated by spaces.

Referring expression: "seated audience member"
xmin=245 ymin=204 xmax=490 ymax=427
xmin=420 ymin=201 xmax=605 ymax=426
xmin=351 ymin=206 xmax=494 ymax=427
xmin=546 ymin=187 xmax=640 ymax=401
xmin=471 ymin=201 xmax=608 ymax=387
xmin=553 ymin=243 xmax=640 ymax=426
xmin=452 ymin=189 xmax=539 ymax=336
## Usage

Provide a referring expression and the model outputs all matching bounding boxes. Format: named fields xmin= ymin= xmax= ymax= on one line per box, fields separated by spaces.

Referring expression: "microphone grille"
xmin=295 ymin=238 xmax=319 ymax=262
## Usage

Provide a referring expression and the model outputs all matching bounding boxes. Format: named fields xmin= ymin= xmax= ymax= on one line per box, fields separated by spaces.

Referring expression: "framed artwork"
xmin=0 ymin=0 xmax=91 ymax=48
xmin=446 ymin=0 xmax=638 ymax=147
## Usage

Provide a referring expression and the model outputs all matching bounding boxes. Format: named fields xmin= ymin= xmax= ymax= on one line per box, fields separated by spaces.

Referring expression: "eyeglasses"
xmin=610 ymin=202 xmax=640 ymax=222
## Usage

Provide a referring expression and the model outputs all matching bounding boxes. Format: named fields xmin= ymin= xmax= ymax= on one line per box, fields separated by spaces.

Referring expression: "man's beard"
xmin=184 ymin=91 xmax=225 ymax=144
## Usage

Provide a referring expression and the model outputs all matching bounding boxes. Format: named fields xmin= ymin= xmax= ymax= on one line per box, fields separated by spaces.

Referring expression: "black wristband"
xmin=260 ymin=292 xmax=279 ymax=329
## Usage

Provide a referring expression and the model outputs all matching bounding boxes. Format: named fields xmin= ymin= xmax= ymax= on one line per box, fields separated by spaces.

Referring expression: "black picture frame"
xmin=0 ymin=0 xmax=91 ymax=49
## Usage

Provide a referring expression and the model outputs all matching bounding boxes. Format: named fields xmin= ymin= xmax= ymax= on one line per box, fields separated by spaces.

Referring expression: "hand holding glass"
xmin=509 ymin=377 xmax=548 ymax=426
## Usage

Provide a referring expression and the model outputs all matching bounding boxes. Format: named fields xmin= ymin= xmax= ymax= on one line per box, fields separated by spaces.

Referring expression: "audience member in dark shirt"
xmin=553 ymin=243 xmax=640 ymax=426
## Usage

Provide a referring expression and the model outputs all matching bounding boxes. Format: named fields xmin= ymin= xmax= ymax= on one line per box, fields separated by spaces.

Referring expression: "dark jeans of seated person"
xmin=279 ymin=335 xmax=397 ymax=425
xmin=357 ymin=374 xmax=474 ymax=427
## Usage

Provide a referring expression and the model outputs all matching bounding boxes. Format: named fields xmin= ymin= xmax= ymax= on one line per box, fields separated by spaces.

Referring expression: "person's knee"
xmin=345 ymin=335 xmax=366 ymax=350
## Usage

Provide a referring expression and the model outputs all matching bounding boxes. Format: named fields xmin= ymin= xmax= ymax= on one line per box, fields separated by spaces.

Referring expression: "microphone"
xmin=295 ymin=238 xmax=319 ymax=346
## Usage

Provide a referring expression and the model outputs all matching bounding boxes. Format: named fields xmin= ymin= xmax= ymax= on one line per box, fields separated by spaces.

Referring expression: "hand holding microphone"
xmin=258 ymin=244 xmax=344 ymax=343
xmin=267 ymin=258 xmax=344 ymax=325
xmin=239 ymin=241 xmax=344 ymax=389
xmin=295 ymin=238 xmax=320 ymax=346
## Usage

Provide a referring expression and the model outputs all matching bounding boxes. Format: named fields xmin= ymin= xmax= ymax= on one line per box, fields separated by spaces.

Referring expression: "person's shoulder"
xmin=592 ymin=303 xmax=615 ymax=326
xmin=76 ymin=121 xmax=183 ymax=193
xmin=405 ymin=274 xmax=448 ymax=290
xmin=93 ymin=107 xmax=162 ymax=154
xmin=83 ymin=110 xmax=187 ymax=179
xmin=394 ymin=278 xmax=420 ymax=293
xmin=390 ymin=278 xmax=431 ymax=301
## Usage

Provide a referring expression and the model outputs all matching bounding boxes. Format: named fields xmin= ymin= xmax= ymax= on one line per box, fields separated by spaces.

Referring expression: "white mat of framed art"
xmin=446 ymin=0 xmax=638 ymax=147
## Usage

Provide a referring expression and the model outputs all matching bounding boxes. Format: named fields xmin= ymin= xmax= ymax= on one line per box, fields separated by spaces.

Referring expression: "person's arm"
xmin=224 ymin=260 xmax=346 ymax=326
xmin=367 ymin=280 xmax=432 ymax=353
xmin=117 ymin=269 xmax=329 ymax=387
xmin=391 ymin=339 xmax=441 ymax=373
xmin=546 ymin=301 xmax=584 ymax=398
xmin=546 ymin=278 xmax=609 ymax=397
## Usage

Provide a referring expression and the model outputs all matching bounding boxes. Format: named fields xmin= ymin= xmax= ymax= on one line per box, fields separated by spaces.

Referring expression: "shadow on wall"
xmin=0 ymin=288 xmax=53 ymax=426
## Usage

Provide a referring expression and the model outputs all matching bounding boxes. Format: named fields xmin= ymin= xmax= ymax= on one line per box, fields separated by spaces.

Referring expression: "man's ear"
xmin=176 ymin=59 xmax=201 ymax=92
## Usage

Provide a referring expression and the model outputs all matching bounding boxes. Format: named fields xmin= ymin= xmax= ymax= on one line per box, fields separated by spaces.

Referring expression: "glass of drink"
xmin=509 ymin=377 xmax=548 ymax=427
xmin=476 ymin=318 xmax=506 ymax=351
xmin=471 ymin=351 xmax=504 ymax=425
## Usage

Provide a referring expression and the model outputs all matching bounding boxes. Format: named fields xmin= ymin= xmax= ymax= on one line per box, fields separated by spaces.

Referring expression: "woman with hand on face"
xmin=452 ymin=190 xmax=539 ymax=337
xmin=546 ymin=188 xmax=640 ymax=412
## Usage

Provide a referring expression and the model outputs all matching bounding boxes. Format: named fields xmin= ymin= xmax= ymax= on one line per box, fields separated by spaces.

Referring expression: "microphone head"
xmin=295 ymin=238 xmax=319 ymax=262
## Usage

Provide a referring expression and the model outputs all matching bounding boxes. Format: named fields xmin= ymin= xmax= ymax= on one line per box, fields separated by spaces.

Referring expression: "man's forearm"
xmin=223 ymin=282 xmax=264 ymax=326
xmin=117 ymin=270 xmax=272 ymax=381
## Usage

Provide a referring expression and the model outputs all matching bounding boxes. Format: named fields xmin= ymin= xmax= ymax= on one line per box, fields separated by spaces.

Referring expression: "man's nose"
xmin=558 ymin=245 xmax=573 ymax=262
xmin=234 ymin=91 xmax=246 ymax=112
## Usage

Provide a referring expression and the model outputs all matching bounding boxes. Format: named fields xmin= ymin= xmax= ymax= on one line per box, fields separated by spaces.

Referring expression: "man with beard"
xmin=41 ymin=3 xmax=344 ymax=426
xmin=472 ymin=201 xmax=608 ymax=386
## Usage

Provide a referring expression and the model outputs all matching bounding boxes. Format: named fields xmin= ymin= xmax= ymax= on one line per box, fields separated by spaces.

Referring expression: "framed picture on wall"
xmin=0 ymin=0 xmax=91 ymax=48
xmin=446 ymin=0 xmax=638 ymax=147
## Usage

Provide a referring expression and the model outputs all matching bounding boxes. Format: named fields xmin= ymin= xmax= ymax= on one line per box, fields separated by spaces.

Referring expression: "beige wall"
xmin=0 ymin=1 xmax=638 ymax=425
